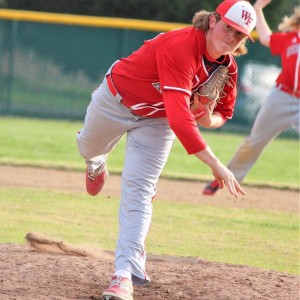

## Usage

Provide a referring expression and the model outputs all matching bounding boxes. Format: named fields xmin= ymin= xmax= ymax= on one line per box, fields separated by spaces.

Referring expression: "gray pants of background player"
xmin=227 ymin=87 xmax=299 ymax=182
xmin=77 ymin=76 xmax=175 ymax=286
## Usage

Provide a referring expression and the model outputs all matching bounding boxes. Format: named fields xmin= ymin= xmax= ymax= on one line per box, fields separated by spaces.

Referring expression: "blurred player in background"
xmin=77 ymin=1 xmax=257 ymax=299
xmin=203 ymin=0 xmax=300 ymax=196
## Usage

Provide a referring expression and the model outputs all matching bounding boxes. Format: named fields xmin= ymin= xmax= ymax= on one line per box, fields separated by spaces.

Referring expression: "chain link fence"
xmin=0 ymin=9 xmax=297 ymax=138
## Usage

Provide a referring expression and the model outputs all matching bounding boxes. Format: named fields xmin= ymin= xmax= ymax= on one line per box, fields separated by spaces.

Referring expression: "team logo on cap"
xmin=241 ymin=10 xmax=254 ymax=26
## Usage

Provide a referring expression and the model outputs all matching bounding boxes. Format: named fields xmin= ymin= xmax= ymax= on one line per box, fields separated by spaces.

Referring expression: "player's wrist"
xmin=196 ymin=113 xmax=225 ymax=129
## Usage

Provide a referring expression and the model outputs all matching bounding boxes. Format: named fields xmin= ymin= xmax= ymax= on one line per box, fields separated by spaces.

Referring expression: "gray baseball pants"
xmin=227 ymin=87 xmax=299 ymax=182
xmin=77 ymin=76 xmax=175 ymax=285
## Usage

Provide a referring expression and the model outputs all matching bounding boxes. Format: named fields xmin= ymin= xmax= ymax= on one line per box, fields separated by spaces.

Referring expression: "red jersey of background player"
xmin=270 ymin=31 xmax=300 ymax=95
xmin=111 ymin=26 xmax=238 ymax=154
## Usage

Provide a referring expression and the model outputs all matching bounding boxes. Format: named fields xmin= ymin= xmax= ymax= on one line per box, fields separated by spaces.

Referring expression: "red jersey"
xmin=111 ymin=27 xmax=238 ymax=154
xmin=270 ymin=31 xmax=300 ymax=95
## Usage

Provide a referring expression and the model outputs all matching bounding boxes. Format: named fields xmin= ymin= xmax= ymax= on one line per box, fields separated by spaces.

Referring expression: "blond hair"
xmin=278 ymin=6 xmax=300 ymax=32
xmin=192 ymin=10 xmax=248 ymax=57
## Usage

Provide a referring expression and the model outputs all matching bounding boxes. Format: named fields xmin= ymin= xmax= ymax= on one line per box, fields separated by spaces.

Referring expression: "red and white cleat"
xmin=203 ymin=179 xmax=219 ymax=196
xmin=86 ymin=166 xmax=108 ymax=196
xmin=102 ymin=275 xmax=133 ymax=300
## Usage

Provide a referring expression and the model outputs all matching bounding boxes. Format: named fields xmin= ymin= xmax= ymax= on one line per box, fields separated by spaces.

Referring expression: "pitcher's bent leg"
xmin=77 ymin=82 xmax=130 ymax=173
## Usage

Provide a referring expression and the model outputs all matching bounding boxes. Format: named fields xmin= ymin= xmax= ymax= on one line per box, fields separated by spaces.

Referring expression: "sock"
xmin=115 ymin=269 xmax=132 ymax=281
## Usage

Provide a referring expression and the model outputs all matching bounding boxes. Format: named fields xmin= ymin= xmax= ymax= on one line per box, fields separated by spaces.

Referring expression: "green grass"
xmin=0 ymin=188 xmax=298 ymax=275
xmin=0 ymin=117 xmax=299 ymax=188
xmin=151 ymin=200 xmax=299 ymax=274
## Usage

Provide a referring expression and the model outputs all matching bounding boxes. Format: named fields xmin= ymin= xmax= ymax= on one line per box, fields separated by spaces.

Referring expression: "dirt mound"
xmin=0 ymin=243 xmax=299 ymax=300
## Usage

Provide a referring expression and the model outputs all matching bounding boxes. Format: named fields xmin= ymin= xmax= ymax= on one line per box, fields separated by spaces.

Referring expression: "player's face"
xmin=206 ymin=17 xmax=246 ymax=58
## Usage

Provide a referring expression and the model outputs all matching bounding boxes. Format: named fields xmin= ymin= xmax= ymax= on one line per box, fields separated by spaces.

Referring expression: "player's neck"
xmin=204 ymin=48 xmax=225 ymax=64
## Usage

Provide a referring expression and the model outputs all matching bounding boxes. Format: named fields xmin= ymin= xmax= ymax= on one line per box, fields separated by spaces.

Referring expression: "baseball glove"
xmin=192 ymin=65 xmax=233 ymax=120
xmin=197 ymin=65 xmax=232 ymax=101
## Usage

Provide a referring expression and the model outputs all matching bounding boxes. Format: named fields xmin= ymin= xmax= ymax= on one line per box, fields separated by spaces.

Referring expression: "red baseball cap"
xmin=216 ymin=0 xmax=257 ymax=42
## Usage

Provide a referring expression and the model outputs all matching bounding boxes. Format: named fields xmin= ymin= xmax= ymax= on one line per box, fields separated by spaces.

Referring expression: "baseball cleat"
xmin=86 ymin=166 xmax=108 ymax=196
xmin=102 ymin=275 xmax=133 ymax=300
xmin=203 ymin=179 xmax=219 ymax=196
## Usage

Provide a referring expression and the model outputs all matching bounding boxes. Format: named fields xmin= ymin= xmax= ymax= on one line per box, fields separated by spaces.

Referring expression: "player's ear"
xmin=208 ymin=13 xmax=217 ymax=29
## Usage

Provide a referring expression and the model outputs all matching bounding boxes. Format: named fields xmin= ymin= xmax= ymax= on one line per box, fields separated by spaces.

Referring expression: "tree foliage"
xmin=1 ymin=0 xmax=298 ymax=30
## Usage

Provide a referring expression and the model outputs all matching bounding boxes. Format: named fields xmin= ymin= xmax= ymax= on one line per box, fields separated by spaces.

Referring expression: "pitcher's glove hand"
xmin=191 ymin=66 xmax=233 ymax=120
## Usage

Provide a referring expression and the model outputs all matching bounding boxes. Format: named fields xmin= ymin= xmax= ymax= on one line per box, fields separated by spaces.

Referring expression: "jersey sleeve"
xmin=163 ymin=90 xmax=207 ymax=154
